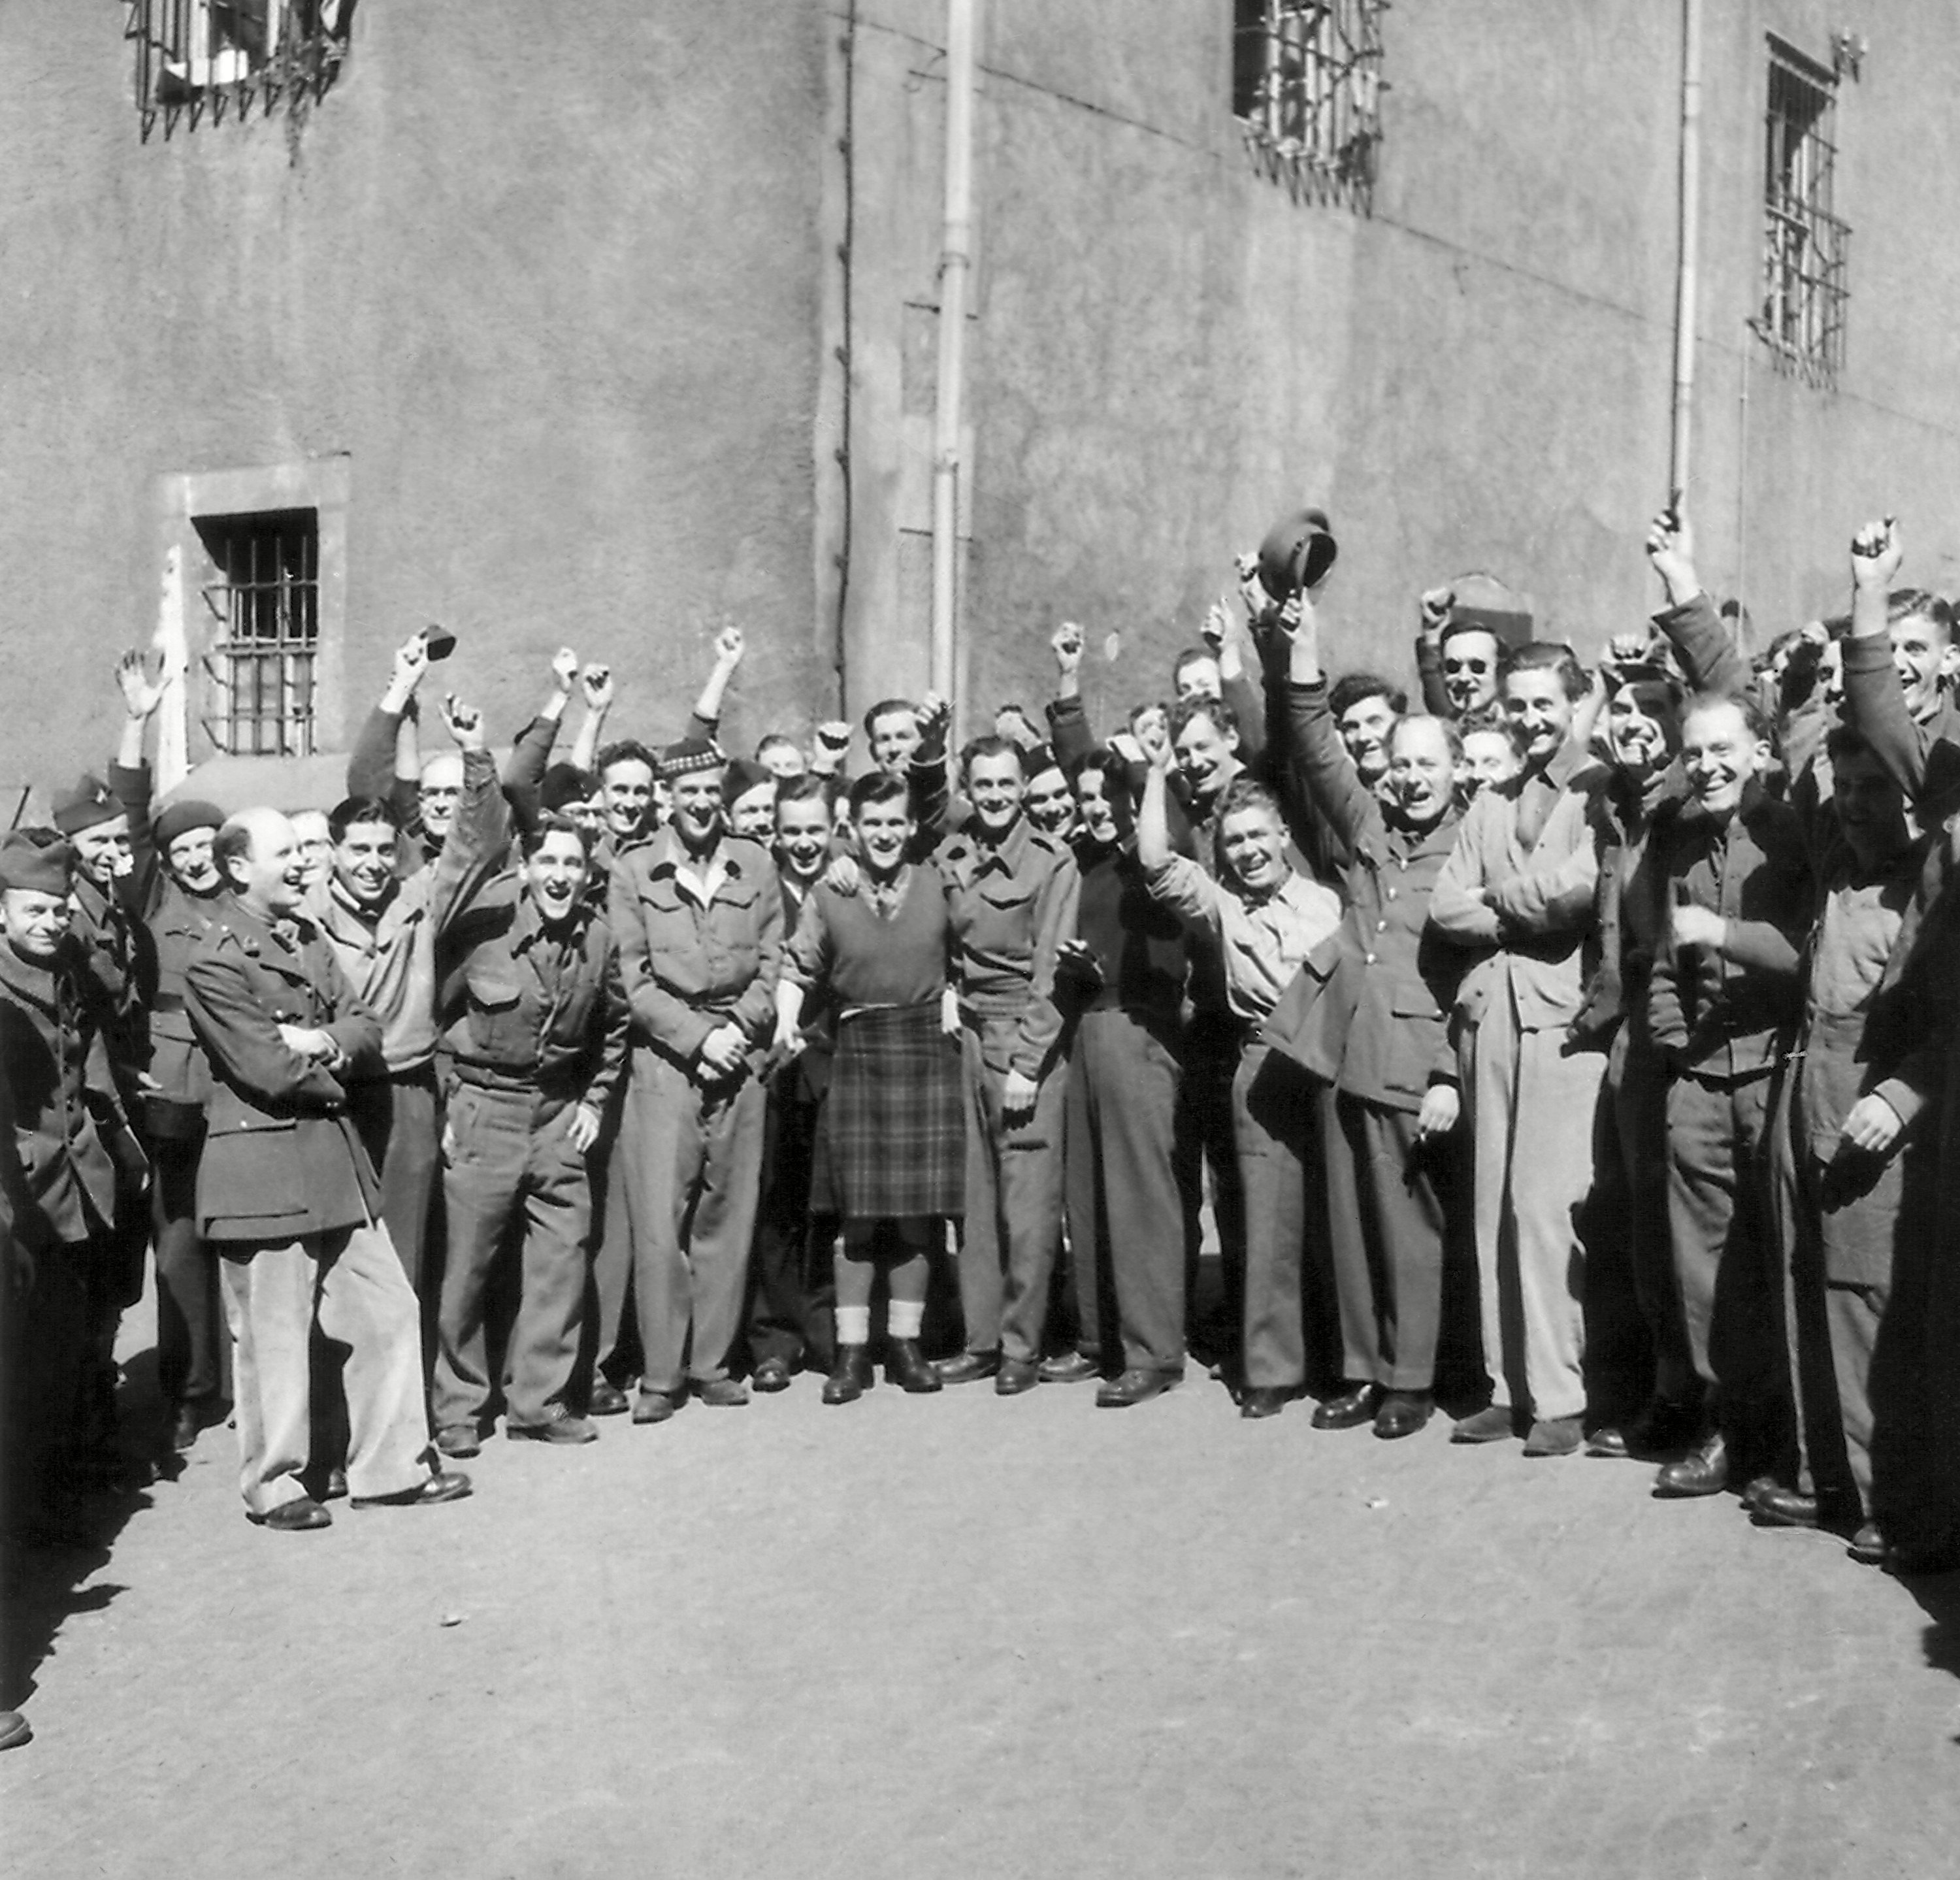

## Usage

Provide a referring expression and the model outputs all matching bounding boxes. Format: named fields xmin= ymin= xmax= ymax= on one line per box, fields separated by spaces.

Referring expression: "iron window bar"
xmin=1232 ymin=0 xmax=1386 ymax=214
xmin=1759 ymin=37 xmax=1848 ymax=389
xmin=198 ymin=510 xmax=321 ymax=759
xmin=125 ymin=1 xmax=353 ymax=142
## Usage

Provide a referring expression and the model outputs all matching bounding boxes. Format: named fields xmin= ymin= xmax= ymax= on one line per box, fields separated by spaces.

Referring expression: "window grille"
xmin=1232 ymin=0 xmax=1384 ymax=212
xmin=1760 ymin=38 xmax=1849 ymax=388
xmin=126 ymin=1 xmax=352 ymax=139
xmin=197 ymin=510 xmax=321 ymax=758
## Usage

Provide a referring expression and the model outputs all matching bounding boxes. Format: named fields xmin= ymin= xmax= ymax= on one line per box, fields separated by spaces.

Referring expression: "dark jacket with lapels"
xmin=184 ymin=897 xmax=385 ymax=1243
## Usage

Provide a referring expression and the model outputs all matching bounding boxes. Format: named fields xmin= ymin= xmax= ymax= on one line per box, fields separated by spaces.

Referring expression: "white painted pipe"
xmin=930 ymin=0 xmax=979 ymax=712
xmin=1670 ymin=0 xmax=1704 ymax=499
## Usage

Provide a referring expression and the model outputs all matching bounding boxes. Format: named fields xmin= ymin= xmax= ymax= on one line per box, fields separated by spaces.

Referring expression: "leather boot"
xmin=823 ymin=1345 xmax=875 ymax=1406
xmin=885 ymin=1338 xmax=943 ymax=1394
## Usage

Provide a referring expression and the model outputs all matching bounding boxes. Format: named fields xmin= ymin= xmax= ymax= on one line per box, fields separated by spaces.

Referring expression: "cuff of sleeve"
xmin=1871 ymin=1077 xmax=1926 ymax=1129
xmin=1842 ymin=636 xmax=1896 ymax=676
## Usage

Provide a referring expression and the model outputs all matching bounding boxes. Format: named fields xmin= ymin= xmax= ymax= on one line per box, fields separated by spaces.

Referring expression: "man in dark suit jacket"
xmin=186 ymin=808 xmax=469 ymax=1531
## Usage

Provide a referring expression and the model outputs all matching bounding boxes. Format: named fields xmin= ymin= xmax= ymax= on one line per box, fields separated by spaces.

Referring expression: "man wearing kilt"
xmin=774 ymin=772 xmax=964 ymax=1402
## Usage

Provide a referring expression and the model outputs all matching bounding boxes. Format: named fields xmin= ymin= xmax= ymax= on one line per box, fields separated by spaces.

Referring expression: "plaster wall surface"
xmin=0 ymin=1 xmax=829 ymax=808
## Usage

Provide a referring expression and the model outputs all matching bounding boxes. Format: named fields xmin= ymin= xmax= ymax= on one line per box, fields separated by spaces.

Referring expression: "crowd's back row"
xmin=4 ymin=503 xmax=1958 ymax=1572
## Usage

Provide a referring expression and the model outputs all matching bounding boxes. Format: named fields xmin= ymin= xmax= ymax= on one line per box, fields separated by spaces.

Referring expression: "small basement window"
xmin=127 ymin=0 xmax=352 ymax=139
xmin=196 ymin=509 xmax=321 ymax=758
xmin=1760 ymin=36 xmax=1850 ymax=387
xmin=1233 ymin=0 xmax=1384 ymax=212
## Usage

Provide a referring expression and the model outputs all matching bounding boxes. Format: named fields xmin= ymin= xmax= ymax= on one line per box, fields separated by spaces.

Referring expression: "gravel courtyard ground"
xmin=7 ymin=1284 xmax=1960 ymax=1880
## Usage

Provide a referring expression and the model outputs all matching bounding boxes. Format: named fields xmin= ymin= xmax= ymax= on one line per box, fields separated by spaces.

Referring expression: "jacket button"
xmin=1365 ymin=953 xmax=1378 ymax=965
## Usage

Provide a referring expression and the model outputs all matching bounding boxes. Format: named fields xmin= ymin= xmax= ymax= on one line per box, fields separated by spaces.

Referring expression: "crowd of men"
xmin=6 ymin=496 xmax=1960 ymax=1711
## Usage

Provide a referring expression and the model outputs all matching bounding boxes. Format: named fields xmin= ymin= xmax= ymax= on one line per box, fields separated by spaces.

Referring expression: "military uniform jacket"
xmin=0 ymin=940 xmax=137 ymax=1250
xmin=437 ymin=884 xmax=629 ymax=1110
xmin=607 ymin=827 xmax=784 ymax=1073
xmin=1269 ymin=678 xmax=1460 ymax=1112
xmin=184 ymin=899 xmax=386 ymax=1244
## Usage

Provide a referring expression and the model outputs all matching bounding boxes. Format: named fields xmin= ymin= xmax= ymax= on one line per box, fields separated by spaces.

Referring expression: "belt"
xmin=449 ymin=1060 xmax=581 ymax=1100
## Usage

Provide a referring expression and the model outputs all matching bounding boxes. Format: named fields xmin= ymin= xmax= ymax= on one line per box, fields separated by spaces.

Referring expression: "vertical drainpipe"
xmin=931 ymin=0 xmax=980 ymax=717
xmin=1669 ymin=0 xmax=1704 ymax=501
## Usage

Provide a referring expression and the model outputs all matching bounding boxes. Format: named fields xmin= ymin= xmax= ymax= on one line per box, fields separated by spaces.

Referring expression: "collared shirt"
xmin=606 ymin=827 xmax=783 ymax=1066
xmin=1146 ymin=855 xmax=1341 ymax=1025
xmin=937 ymin=812 xmax=1080 ymax=1078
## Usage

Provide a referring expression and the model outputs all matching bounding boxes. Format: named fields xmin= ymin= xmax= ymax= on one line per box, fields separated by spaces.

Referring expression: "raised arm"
xmin=426 ymin=699 xmax=514 ymax=930
xmin=1646 ymin=499 xmax=1750 ymax=697
xmin=349 ymin=633 xmax=432 ymax=800
xmin=1414 ymin=587 xmax=1454 ymax=717
xmin=504 ymin=647 xmax=578 ymax=835
xmin=1137 ymin=739 xmax=1222 ymax=932
xmin=568 ymin=659 xmax=610 ymax=774
xmin=687 ymin=626 xmax=745 ymax=742
xmin=1840 ymin=516 xmax=1958 ymax=814
xmin=111 ymin=651 xmax=165 ymax=914
xmin=1281 ymin=593 xmax=1380 ymax=855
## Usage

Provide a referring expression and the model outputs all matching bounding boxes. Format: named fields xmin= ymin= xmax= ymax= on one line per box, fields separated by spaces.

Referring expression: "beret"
xmin=539 ymin=763 xmax=597 ymax=815
xmin=0 ymin=827 xmax=78 ymax=895
xmin=721 ymin=758 xmax=775 ymax=805
xmin=154 ymin=799 xmax=225 ymax=849
xmin=660 ymin=736 xmax=726 ymax=781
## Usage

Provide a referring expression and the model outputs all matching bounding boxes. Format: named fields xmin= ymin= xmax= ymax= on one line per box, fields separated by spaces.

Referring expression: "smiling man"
xmin=431 ymin=809 xmax=629 ymax=1451
xmin=1642 ymin=693 xmax=1812 ymax=1503
xmin=608 ymin=736 xmax=783 ymax=1421
xmin=186 ymin=808 xmax=469 ymax=1529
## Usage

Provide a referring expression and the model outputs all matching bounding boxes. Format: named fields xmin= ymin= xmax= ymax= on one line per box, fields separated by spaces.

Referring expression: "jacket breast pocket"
xmin=463 ymin=966 xmax=529 ymax=1059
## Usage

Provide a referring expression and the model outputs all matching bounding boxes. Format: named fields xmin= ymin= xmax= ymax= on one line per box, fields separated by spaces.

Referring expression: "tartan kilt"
xmin=811 ymin=1000 xmax=964 ymax=1221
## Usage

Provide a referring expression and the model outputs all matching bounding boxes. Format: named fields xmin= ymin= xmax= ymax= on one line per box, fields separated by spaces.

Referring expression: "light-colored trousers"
xmin=1461 ymin=1006 xmax=1603 ymax=1423
xmin=219 ymin=1223 xmax=432 ymax=1517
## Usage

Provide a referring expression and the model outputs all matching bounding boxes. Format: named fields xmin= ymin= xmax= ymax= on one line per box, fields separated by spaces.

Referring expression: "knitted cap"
xmin=154 ymin=799 xmax=225 ymax=850
xmin=51 ymin=774 xmax=123 ymax=836
xmin=540 ymin=763 xmax=598 ymax=814
xmin=660 ymin=736 xmax=726 ymax=782
xmin=0 ymin=827 xmax=78 ymax=895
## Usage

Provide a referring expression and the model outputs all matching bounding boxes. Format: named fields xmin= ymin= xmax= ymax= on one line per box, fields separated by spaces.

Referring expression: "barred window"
xmin=1761 ymin=38 xmax=1849 ymax=387
xmin=127 ymin=1 xmax=351 ymax=139
xmin=197 ymin=510 xmax=321 ymax=757
xmin=1232 ymin=0 xmax=1384 ymax=212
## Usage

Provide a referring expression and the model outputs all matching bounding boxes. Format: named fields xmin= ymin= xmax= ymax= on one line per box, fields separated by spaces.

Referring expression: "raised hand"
xmin=714 ymin=625 xmax=745 ymax=668
xmin=1645 ymin=495 xmax=1697 ymax=602
xmin=1418 ymin=587 xmax=1456 ymax=638
xmin=1051 ymin=621 xmax=1084 ymax=676
xmin=438 ymin=693 xmax=487 ymax=751
xmin=1850 ymin=516 xmax=1903 ymax=592
xmin=116 ymin=650 xmax=165 ymax=720
xmin=551 ymin=646 xmax=580 ymax=695
xmin=580 ymin=663 xmax=614 ymax=712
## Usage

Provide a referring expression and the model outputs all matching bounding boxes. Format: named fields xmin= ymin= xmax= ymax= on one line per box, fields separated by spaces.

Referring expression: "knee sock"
xmin=836 ymin=1306 xmax=872 ymax=1347
xmin=888 ymin=1299 xmax=924 ymax=1339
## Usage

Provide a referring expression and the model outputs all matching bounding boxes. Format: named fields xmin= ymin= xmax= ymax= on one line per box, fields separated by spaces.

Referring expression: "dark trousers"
xmin=151 ymin=1132 xmax=230 ymax=1411
xmin=624 ymin=1050 xmax=766 ymax=1394
xmin=434 ymin=1084 xmax=593 ymax=1431
xmin=1233 ymin=1042 xmax=1326 ymax=1393
xmin=1320 ymin=1085 xmax=1449 ymax=1393
xmin=9 ymin=1235 xmax=94 ymax=1517
xmin=956 ymin=1021 xmax=1066 ymax=1365
xmin=1177 ymin=1012 xmax=1247 ymax=1361
xmin=745 ymin=1081 xmax=837 ymax=1371
xmin=585 ymin=1118 xmax=641 ymax=1392
xmin=1665 ymin=1068 xmax=1786 ymax=1457
xmin=1064 ymin=1009 xmax=1184 ymax=1375
xmin=350 ymin=1066 xmax=440 ymax=1297
xmin=1581 ymin=1027 xmax=1690 ymax=1418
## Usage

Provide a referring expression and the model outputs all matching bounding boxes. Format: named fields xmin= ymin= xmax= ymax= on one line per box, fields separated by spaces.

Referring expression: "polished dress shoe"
xmin=170 ymin=1402 xmax=205 ymax=1453
xmin=1038 ymin=1351 xmax=1101 ymax=1385
xmin=1847 ymin=1523 xmax=1887 ymax=1567
xmin=250 ymin=1496 xmax=332 ymax=1532
xmin=1096 ymin=1368 xmax=1177 ymax=1408
xmin=1311 ymin=1383 xmax=1378 ymax=1430
xmin=508 ymin=1411 xmax=598 ymax=1445
xmin=1653 ymin=1432 xmax=1727 ymax=1498
xmin=751 ymin=1357 xmax=794 ymax=1394
xmin=322 ymin=1467 xmax=349 ymax=1502
xmin=587 ymin=1379 xmax=631 ymax=1417
xmin=995 ymin=1357 xmax=1041 ymax=1396
xmin=633 ymin=1389 xmax=684 ymax=1425
xmin=1524 ymin=1415 xmax=1584 ymax=1457
xmin=351 ymin=1470 xmax=472 ymax=1509
xmin=885 ymin=1338 xmax=942 ymax=1394
xmin=1373 ymin=1390 xmax=1432 ymax=1440
xmin=435 ymin=1425 xmax=482 ymax=1460
xmin=1748 ymin=1482 xmax=1819 ymax=1528
xmin=823 ymin=1346 xmax=875 ymax=1406
xmin=0 ymin=1710 xmax=31 ymax=1753
xmin=1585 ymin=1426 xmax=1631 ymax=1459
xmin=694 ymin=1377 xmax=751 ymax=1408
xmin=935 ymin=1351 xmax=1002 ymax=1386
xmin=1239 ymin=1386 xmax=1290 ymax=1421
xmin=1450 ymin=1406 xmax=1516 ymax=1444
